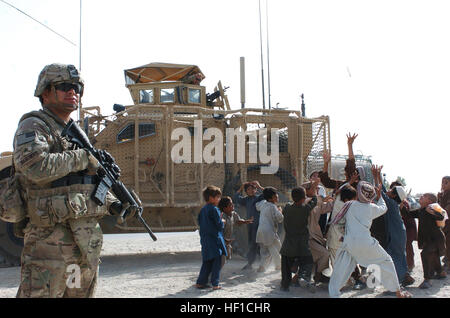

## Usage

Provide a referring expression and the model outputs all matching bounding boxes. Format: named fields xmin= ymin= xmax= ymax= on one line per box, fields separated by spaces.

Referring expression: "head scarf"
xmin=394 ymin=186 xmax=407 ymax=201
xmin=330 ymin=200 xmax=354 ymax=225
xmin=357 ymin=181 xmax=376 ymax=203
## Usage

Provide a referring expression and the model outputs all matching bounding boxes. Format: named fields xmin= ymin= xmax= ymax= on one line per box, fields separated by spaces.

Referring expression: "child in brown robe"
xmin=407 ymin=193 xmax=447 ymax=289
xmin=439 ymin=176 xmax=450 ymax=271
xmin=302 ymin=177 xmax=334 ymax=284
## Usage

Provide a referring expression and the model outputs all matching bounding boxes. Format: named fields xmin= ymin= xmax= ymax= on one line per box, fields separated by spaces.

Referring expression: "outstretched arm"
xmin=347 ymin=133 xmax=358 ymax=160
xmin=342 ymin=133 xmax=358 ymax=181
xmin=371 ymin=165 xmax=382 ymax=186
xmin=319 ymin=149 xmax=343 ymax=189
xmin=233 ymin=184 xmax=247 ymax=206
xmin=322 ymin=149 xmax=331 ymax=174
xmin=372 ymin=189 xmax=388 ymax=219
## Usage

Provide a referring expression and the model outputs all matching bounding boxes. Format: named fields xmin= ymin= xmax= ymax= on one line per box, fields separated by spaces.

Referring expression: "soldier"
xmin=13 ymin=63 xmax=129 ymax=298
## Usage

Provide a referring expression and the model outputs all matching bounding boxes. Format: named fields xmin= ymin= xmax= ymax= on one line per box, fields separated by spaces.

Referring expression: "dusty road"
xmin=0 ymin=231 xmax=448 ymax=298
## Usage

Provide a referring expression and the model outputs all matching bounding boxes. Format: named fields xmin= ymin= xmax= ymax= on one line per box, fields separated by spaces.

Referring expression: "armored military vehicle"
xmin=0 ymin=62 xmax=331 ymax=265
xmin=0 ymin=152 xmax=22 ymax=266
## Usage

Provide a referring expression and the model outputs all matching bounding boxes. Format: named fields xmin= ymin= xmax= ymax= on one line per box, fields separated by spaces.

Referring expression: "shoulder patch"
xmin=16 ymin=131 xmax=36 ymax=146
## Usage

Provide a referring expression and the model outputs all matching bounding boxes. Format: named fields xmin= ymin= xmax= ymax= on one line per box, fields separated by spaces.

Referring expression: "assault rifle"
xmin=61 ymin=119 xmax=157 ymax=241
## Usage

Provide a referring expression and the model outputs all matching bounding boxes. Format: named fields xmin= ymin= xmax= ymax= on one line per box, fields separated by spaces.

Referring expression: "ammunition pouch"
xmin=26 ymin=184 xmax=108 ymax=228
xmin=13 ymin=218 xmax=29 ymax=238
xmin=0 ymin=172 xmax=27 ymax=223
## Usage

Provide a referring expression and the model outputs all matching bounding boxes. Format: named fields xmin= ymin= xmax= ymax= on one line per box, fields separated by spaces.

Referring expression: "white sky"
xmin=0 ymin=0 xmax=448 ymax=195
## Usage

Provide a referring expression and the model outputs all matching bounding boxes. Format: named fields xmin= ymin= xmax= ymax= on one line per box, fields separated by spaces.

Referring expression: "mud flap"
xmin=0 ymin=219 xmax=24 ymax=267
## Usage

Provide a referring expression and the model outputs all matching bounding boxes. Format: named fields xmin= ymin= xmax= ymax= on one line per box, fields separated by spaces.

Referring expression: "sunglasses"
xmin=54 ymin=82 xmax=83 ymax=95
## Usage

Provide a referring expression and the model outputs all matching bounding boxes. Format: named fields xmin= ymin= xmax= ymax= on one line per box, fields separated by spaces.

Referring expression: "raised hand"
xmin=321 ymin=149 xmax=331 ymax=173
xmin=347 ymin=133 xmax=358 ymax=145
xmin=371 ymin=165 xmax=377 ymax=176
xmin=371 ymin=164 xmax=383 ymax=186
xmin=376 ymin=165 xmax=383 ymax=183
xmin=322 ymin=149 xmax=331 ymax=163
xmin=252 ymin=180 xmax=263 ymax=189
xmin=371 ymin=165 xmax=379 ymax=185
xmin=375 ymin=183 xmax=382 ymax=200
xmin=347 ymin=133 xmax=358 ymax=160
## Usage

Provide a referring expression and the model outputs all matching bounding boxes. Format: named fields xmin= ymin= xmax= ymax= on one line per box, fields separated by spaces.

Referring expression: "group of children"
xmin=193 ymin=133 xmax=450 ymax=298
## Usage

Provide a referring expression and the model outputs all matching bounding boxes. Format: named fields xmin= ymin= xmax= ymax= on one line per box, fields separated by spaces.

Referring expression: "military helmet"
xmin=34 ymin=63 xmax=84 ymax=97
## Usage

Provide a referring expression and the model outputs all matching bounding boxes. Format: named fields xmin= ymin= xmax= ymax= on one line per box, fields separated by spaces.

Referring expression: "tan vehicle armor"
xmin=0 ymin=62 xmax=332 ymax=265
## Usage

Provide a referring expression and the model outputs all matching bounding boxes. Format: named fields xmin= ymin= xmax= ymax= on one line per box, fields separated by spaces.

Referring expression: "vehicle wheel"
xmin=0 ymin=219 xmax=23 ymax=267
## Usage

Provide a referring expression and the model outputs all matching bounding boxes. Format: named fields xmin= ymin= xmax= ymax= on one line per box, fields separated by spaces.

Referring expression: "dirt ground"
xmin=0 ymin=231 xmax=448 ymax=298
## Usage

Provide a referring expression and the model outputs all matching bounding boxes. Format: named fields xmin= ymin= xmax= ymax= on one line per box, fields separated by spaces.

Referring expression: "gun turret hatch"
xmin=124 ymin=63 xmax=204 ymax=84
xmin=123 ymin=62 xmax=228 ymax=109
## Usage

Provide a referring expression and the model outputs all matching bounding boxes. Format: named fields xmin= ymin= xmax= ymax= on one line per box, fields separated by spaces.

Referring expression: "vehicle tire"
xmin=0 ymin=219 xmax=23 ymax=267
xmin=0 ymin=166 xmax=11 ymax=179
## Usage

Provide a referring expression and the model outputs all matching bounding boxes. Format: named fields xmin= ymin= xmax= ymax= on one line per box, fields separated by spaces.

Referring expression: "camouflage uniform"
xmin=13 ymin=64 xmax=116 ymax=298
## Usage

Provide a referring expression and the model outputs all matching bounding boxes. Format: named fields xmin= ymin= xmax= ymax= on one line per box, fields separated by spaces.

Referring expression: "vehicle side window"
xmin=188 ymin=88 xmax=201 ymax=104
xmin=117 ymin=123 xmax=156 ymax=143
xmin=140 ymin=89 xmax=154 ymax=103
xmin=160 ymin=88 xmax=175 ymax=103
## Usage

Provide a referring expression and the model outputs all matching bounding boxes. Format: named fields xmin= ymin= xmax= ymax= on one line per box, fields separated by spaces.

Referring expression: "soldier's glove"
xmin=109 ymin=201 xmax=123 ymax=216
xmin=86 ymin=151 xmax=100 ymax=175
xmin=119 ymin=204 xmax=139 ymax=224
xmin=109 ymin=202 xmax=139 ymax=224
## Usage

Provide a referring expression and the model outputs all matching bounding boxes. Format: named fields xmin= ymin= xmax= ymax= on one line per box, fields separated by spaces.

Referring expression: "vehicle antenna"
xmin=301 ymin=94 xmax=305 ymax=117
xmin=0 ymin=0 xmax=77 ymax=47
xmin=240 ymin=57 xmax=246 ymax=109
xmin=266 ymin=0 xmax=272 ymax=110
xmin=78 ymin=0 xmax=82 ymax=122
xmin=79 ymin=0 xmax=82 ymax=72
xmin=258 ymin=0 xmax=266 ymax=109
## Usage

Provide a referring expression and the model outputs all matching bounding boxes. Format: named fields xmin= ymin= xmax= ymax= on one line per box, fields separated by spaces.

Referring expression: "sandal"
xmin=194 ymin=284 xmax=210 ymax=289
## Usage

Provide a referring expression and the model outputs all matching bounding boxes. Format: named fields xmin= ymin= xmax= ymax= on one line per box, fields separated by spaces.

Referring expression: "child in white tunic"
xmin=329 ymin=181 xmax=412 ymax=298
xmin=255 ymin=187 xmax=284 ymax=272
